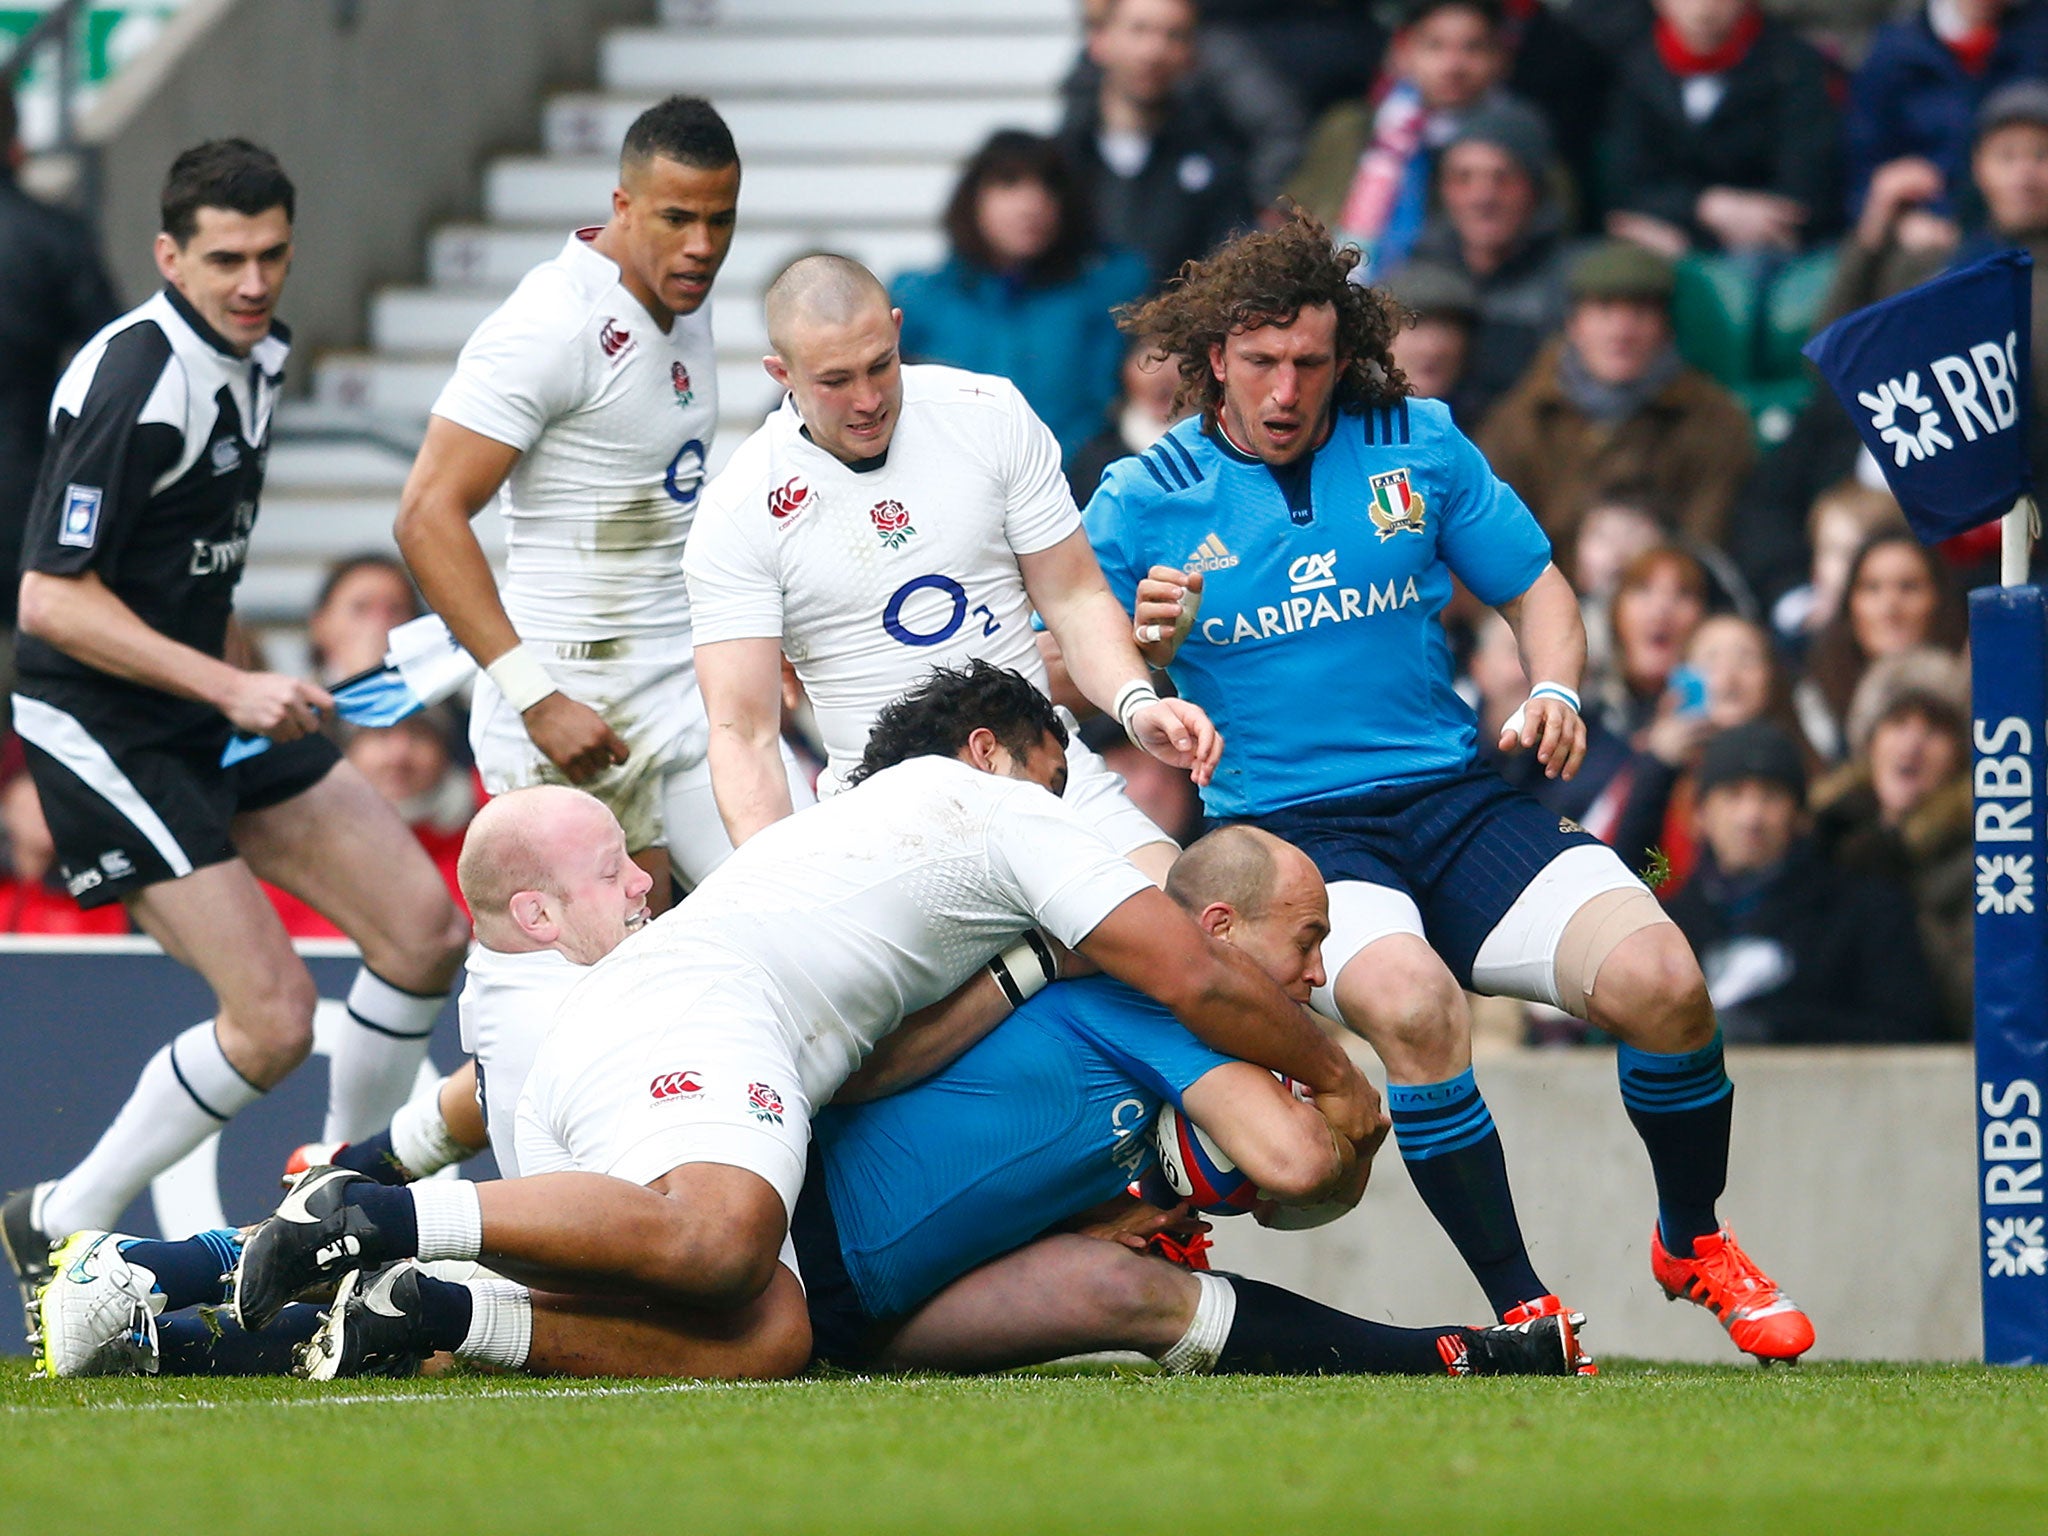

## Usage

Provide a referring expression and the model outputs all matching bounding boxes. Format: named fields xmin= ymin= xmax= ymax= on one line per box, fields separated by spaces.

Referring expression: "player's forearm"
xmin=393 ymin=487 xmax=523 ymax=666
xmin=17 ymin=571 xmax=243 ymax=709
xmin=1044 ymin=586 xmax=1152 ymax=714
xmin=1169 ymin=947 xmax=1355 ymax=1097
xmin=706 ymin=727 xmax=796 ymax=845
xmin=835 ymin=970 xmax=1010 ymax=1104
xmin=1497 ymin=565 xmax=1586 ymax=693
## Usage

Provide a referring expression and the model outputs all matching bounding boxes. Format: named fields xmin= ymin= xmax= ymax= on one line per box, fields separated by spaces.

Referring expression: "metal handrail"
xmin=4 ymin=0 xmax=92 ymax=154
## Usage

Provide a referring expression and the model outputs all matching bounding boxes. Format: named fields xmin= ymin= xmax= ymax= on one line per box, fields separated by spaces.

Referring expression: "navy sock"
xmin=415 ymin=1274 xmax=474 ymax=1353
xmin=332 ymin=1130 xmax=416 ymax=1185
xmin=158 ymin=1303 xmax=322 ymax=1376
xmin=1388 ymin=1068 xmax=1547 ymax=1318
xmin=339 ymin=1181 xmax=421 ymax=1263
xmin=1216 ymin=1275 xmax=1465 ymax=1376
xmin=118 ymin=1230 xmax=240 ymax=1311
xmin=1617 ymin=1033 xmax=1733 ymax=1256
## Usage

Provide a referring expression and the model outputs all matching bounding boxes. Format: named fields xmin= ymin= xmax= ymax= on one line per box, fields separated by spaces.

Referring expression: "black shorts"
xmin=14 ymin=692 xmax=340 ymax=909
xmin=790 ymin=1146 xmax=897 ymax=1371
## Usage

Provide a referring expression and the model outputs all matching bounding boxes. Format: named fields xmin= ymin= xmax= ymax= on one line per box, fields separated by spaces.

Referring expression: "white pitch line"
xmin=3 ymin=1378 xmax=796 ymax=1415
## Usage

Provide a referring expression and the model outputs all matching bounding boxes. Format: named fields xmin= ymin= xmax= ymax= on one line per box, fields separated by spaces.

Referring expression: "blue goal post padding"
xmin=1971 ymin=586 xmax=2048 ymax=1364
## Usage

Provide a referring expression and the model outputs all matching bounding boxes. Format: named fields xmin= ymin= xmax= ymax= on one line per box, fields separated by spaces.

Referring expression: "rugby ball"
xmin=1141 ymin=1100 xmax=1260 ymax=1215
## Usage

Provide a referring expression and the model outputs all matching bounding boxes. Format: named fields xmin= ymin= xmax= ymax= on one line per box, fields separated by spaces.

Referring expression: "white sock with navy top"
xmin=39 ymin=1020 xmax=263 ymax=1239
xmin=324 ymin=967 xmax=446 ymax=1145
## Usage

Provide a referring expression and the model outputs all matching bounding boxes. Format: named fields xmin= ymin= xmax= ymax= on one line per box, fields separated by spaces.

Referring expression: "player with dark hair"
xmin=845 ymin=659 xmax=1066 ymax=788
xmin=0 ymin=140 xmax=470 ymax=1320
xmin=395 ymin=93 xmax=807 ymax=915
xmin=1085 ymin=211 xmax=1814 ymax=1363
xmin=229 ymin=662 xmax=1377 ymax=1361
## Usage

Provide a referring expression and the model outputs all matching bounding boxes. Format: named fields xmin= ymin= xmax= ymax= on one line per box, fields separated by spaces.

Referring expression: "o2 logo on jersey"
xmin=883 ymin=574 xmax=1001 ymax=648
xmin=768 ymin=475 xmax=814 ymax=522
xmin=664 ymin=438 xmax=706 ymax=507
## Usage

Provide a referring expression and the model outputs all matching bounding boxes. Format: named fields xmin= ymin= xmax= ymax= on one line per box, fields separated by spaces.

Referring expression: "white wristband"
xmin=988 ymin=930 xmax=1058 ymax=1009
xmin=1113 ymin=679 xmax=1161 ymax=746
xmin=486 ymin=644 xmax=558 ymax=714
xmin=1527 ymin=681 xmax=1581 ymax=714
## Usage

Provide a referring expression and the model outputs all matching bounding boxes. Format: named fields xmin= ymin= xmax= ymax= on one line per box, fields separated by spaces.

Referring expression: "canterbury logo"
xmin=1185 ymin=533 xmax=1239 ymax=573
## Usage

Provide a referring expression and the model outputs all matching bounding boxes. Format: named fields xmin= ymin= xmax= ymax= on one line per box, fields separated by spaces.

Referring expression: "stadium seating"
xmin=1670 ymin=248 xmax=1838 ymax=447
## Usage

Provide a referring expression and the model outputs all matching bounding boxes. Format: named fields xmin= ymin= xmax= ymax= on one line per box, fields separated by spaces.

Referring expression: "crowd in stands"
xmin=5 ymin=0 xmax=2039 ymax=1051
xmin=892 ymin=0 xmax=2037 ymax=1047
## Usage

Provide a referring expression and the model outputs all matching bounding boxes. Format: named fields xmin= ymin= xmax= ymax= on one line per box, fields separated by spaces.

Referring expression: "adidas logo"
xmin=1185 ymin=533 xmax=1239 ymax=574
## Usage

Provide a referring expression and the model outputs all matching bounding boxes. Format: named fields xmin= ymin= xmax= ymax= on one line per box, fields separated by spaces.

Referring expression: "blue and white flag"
xmin=1802 ymin=249 xmax=2034 ymax=545
xmin=222 ymin=613 xmax=478 ymax=767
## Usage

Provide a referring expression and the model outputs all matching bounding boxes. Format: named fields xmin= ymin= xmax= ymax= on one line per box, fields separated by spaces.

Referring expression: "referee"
xmin=0 ymin=142 xmax=468 ymax=1315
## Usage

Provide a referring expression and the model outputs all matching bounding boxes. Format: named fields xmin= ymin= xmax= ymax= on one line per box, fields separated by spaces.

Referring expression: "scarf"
xmin=1555 ymin=340 xmax=1685 ymax=423
xmin=1653 ymin=4 xmax=1764 ymax=77
xmin=1930 ymin=0 xmax=1999 ymax=75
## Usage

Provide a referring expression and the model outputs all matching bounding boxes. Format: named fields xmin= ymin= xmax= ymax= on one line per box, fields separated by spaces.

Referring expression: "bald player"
xmin=685 ymin=254 xmax=1216 ymax=884
xmin=395 ymin=95 xmax=808 ymax=911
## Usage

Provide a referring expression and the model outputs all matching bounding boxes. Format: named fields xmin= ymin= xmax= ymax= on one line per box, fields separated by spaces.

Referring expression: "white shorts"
xmin=1309 ymin=843 xmax=1648 ymax=1018
xmin=817 ymin=709 xmax=1169 ymax=859
xmin=515 ymin=965 xmax=813 ymax=1220
xmin=470 ymin=632 xmax=813 ymax=882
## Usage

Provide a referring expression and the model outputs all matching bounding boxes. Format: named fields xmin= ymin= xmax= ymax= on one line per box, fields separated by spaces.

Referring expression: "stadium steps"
xmin=260 ymin=0 xmax=1075 ymax=630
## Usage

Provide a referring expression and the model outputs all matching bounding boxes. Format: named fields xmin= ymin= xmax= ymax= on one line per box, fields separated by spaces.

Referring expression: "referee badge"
xmin=1367 ymin=468 xmax=1428 ymax=542
xmin=58 ymin=483 xmax=103 ymax=549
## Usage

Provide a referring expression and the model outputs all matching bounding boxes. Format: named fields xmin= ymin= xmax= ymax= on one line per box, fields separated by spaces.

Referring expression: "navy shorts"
xmin=789 ymin=1146 xmax=894 ymax=1371
xmin=1231 ymin=765 xmax=1604 ymax=987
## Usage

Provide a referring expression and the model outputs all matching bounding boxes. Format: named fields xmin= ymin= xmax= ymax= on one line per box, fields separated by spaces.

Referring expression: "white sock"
xmin=389 ymin=1081 xmax=470 ymax=1178
xmin=410 ymin=1179 xmax=484 ymax=1262
xmin=324 ymin=968 xmax=445 ymax=1144
xmin=1158 ymin=1272 xmax=1237 ymax=1376
xmin=40 ymin=1022 xmax=263 ymax=1238
xmin=455 ymin=1277 xmax=533 ymax=1369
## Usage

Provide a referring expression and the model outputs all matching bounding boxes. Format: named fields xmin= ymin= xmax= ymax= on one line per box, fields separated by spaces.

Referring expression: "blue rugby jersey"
xmin=814 ymin=975 xmax=1234 ymax=1319
xmin=1084 ymin=399 xmax=1551 ymax=818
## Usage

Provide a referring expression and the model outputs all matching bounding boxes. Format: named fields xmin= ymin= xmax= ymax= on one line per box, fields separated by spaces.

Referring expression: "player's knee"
xmin=642 ymin=1193 xmax=785 ymax=1307
xmin=1336 ymin=944 xmax=1463 ymax=1057
xmin=363 ymin=890 xmax=470 ymax=991
xmin=745 ymin=1303 xmax=813 ymax=1380
xmin=1591 ymin=927 xmax=1713 ymax=1050
xmin=222 ymin=967 xmax=319 ymax=1079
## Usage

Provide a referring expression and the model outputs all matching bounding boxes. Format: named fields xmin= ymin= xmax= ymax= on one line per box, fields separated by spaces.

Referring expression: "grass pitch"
xmin=5 ymin=1358 xmax=2045 ymax=1534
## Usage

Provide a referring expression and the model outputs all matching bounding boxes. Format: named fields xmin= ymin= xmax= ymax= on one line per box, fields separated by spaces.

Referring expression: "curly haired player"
xmin=1081 ymin=211 xmax=1813 ymax=1364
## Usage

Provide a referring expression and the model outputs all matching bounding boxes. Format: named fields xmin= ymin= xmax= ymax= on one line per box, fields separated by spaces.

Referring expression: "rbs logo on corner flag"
xmin=1804 ymin=250 xmax=2034 ymax=545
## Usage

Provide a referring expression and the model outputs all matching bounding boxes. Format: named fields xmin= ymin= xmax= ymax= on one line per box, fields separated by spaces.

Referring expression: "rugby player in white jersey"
xmin=233 ymin=662 xmax=1375 ymax=1348
xmin=684 ymin=255 xmax=1216 ymax=883
xmin=395 ymin=95 xmax=806 ymax=910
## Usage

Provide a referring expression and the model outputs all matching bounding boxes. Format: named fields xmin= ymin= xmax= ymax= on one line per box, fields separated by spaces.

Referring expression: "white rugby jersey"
xmin=432 ymin=229 xmax=718 ymax=643
xmin=547 ymin=755 xmax=1152 ymax=1103
xmin=457 ymin=943 xmax=583 ymax=1179
xmin=684 ymin=365 xmax=1079 ymax=779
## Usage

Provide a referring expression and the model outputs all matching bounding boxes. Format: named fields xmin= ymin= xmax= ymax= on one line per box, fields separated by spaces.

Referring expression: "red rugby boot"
xmin=1650 ymin=1225 xmax=1815 ymax=1362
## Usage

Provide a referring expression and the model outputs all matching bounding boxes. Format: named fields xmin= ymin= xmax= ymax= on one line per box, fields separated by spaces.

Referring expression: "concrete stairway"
xmin=254 ymin=0 xmax=1076 ymax=630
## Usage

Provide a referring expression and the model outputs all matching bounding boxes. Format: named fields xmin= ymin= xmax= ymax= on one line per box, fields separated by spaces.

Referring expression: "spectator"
xmin=1664 ymin=720 xmax=1945 ymax=1043
xmin=1286 ymin=0 xmax=1523 ymax=279
xmin=1571 ymin=500 xmax=1664 ymax=682
xmin=264 ymin=708 xmax=477 ymax=937
xmin=1590 ymin=545 xmax=1708 ymax=741
xmin=306 ymin=552 xmax=420 ymax=682
xmin=1500 ymin=0 xmax=1621 ymax=232
xmin=1845 ymin=0 xmax=2048 ymax=225
xmin=1403 ymin=99 xmax=1571 ymax=422
xmin=1605 ymin=0 xmax=1843 ymax=258
xmin=1812 ymin=648 xmax=1974 ymax=1036
xmin=1195 ymin=0 xmax=1387 ymax=122
xmin=1384 ymin=262 xmax=1480 ymax=423
xmin=895 ymin=132 xmax=1147 ymax=460
xmin=1067 ymin=335 xmax=1185 ymax=503
xmin=1478 ymin=240 xmax=1754 ymax=574
xmin=1768 ymin=481 xmax=1908 ymax=660
xmin=0 ymin=748 xmax=128 ymax=935
xmin=1058 ymin=0 xmax=1255 ymax=286
xmin=0 ymin=84 xmax=119 ymax=681
xmin=1069 ymin=0 xmax=1313 ymax=206
xmin=1797 ymin=528 xmax=1968 ymax=763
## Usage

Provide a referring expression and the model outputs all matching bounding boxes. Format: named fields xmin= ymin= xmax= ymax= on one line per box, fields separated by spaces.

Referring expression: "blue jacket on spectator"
xmin=1846 ymin=2 xmax=2048 ymax=220
xmin=893 ymin=249 xmax=1149 ymax=460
